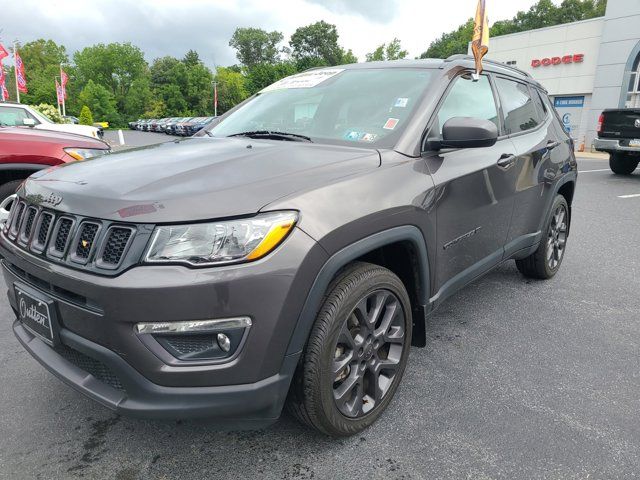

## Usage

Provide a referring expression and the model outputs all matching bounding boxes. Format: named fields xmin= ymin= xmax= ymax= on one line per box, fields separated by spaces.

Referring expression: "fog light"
xmin=217 ymin=333 xmax=231 ymax=352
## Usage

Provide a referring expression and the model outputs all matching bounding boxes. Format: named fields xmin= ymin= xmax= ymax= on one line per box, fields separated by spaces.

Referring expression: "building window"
xmin=625 ymin=52 xmax=640 ymax=108
xmin=505 ymin=60 xmax=517 ymax=66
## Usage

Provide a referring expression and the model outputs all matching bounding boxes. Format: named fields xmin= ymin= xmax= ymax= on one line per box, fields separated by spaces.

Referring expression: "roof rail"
xmin=444 ymin=54 xmax=532 ymax=78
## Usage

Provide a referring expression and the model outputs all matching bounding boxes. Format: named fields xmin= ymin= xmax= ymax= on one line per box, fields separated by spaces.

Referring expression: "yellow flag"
xmin=472 ymin=0 xmax=489 ymax=74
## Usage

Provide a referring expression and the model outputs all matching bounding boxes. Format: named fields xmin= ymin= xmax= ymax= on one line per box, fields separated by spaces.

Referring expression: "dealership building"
xmin=470 ymin=0 xmax=640 ymax=150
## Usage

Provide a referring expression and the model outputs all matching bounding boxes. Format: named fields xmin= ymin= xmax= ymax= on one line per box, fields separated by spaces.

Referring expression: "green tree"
xmin=366 ymin=38 xmax=408 ymax=62
xmin=289 ymin=21 xmax=356 ymax=67
xmin=420 ymin=0 xmax=607 ymax=58
xmin=245 ymin=61 xmax=297 ymax=95
xmin=79 ymin=105 xmax=94 ymax=125
xmin=123 ymin=77 xmax=153 ymax=120
xmin=10 ymin=39 xmax=68 ymax=106
xmin=214 ymin=67 xmax=249 ymax=114
xmin=78 ymin=80 xmax=120 ymax=125
xmin=73 ymin=43 xmax=148 ymax=111
xmin=229 ymin=28 xmax=284 ymax=69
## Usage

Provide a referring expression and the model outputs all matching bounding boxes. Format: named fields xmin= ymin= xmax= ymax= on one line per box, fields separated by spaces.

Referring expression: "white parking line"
xmin=578 ymin=169 xmax=610 ymax=173
xmin=618 ymin=193 xmax=640 ymax=199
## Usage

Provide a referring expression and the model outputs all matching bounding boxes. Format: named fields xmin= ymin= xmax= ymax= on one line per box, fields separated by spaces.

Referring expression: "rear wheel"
xmin=0 ymin=179 xmax=22 ymax=205
xmin=516 ymin=195 xmax=569 ymax=279
xmin=287 ymin=262 xmax=412 ymax=436
xmin=609 ymin=152 xmax=639 ymax=175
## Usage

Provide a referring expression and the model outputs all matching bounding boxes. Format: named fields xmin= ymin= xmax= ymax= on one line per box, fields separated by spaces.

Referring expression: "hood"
xmin=37 ymin=122 xmax=99 ymax=139
xmin=21 ymin=136 xmax=380 ymax=223
xmin=1 ymin=126 xmax=108 ymax=148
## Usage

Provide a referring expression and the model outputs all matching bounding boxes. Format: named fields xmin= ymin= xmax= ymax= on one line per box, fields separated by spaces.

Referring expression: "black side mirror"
xmin=434 ymin=117 xmax=498 ymax=150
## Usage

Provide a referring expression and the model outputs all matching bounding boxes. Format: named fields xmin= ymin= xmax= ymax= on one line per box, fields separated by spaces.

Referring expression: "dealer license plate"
xmin=15 ymin=285 xmax=56 ymax=345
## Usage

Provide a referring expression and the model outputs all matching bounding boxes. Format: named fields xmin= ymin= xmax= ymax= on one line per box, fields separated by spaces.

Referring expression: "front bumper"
xmin=594 ymin=137 xmax=640 ymax=154
xmin=1 ymin=227 xmax=328 ymax=420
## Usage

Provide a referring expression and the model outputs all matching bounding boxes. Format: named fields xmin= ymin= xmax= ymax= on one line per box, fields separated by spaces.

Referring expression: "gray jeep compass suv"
xmin=1 ymin=56 xmax=577 ymax=436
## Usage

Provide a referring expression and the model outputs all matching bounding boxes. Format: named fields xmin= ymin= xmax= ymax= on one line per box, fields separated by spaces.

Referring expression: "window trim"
xmin=493 ymin=74 xmax=548 ymax=139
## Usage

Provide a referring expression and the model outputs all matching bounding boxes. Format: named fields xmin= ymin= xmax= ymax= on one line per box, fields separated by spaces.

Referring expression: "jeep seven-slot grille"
xmin=54 ymin=218 xmax=73 ymax=253
xmin=75 ymin=223 xmax=99 ymax=259
xmin=36 ymin=213 xmax=53 ymax=246
xmin=101 ymin=227 xmax=133 ymax=265
xmin=22 ymin=207 xmax=37 ymax=240
xmin=3 ymin=198 xmax=140 ymax=272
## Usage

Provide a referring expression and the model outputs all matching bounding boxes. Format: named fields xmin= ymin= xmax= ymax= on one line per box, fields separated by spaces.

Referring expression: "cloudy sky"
xmin=1 ymin=0 xmax=546 ymax=67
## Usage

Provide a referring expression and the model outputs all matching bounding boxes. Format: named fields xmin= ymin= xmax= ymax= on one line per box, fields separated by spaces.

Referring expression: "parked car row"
xmin=128 ymin=116 xmax=216 ymax=136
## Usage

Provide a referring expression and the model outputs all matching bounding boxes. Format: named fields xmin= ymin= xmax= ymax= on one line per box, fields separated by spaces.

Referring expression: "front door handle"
xmin=546 ymin=140 xmax=560 ymax=150
xmin=497 ymin=154 xmax=517 ymax=168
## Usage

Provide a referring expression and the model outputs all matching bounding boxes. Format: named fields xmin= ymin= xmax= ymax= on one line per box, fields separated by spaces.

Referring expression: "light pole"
xmin=212 ymin=81 xmax=218 ymax=117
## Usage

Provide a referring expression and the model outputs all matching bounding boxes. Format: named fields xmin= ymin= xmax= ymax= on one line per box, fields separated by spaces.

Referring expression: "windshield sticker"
xmin=361 ymin=133 xmax=378 ymax=142
xmin=394 ymin=98 xmax=409 ymax=108
xmin=345 ymin=131 xmax=364 ymax=141
xmin=261 ymin=69 xmax=345 ymax=92
xmin=383 ymin=118 xmax=399 ymax=130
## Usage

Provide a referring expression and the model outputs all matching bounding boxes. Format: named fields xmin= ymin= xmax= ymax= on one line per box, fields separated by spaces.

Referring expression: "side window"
xmin=0 ymin=106 xmax=32 ymax=126
xmin=495 ymin=78 xmax=540 ymax=134
xmin=432 ymin=74 xmax=499 ymax=138
xmin=531 ymin=88 xmax=548 ymax=120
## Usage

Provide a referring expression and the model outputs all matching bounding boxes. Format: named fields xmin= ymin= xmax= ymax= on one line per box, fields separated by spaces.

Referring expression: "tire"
xmin=287 ymin=262 xmax=412 ymax=436
xmin=609 ymin=152 xmax=639 ymax=175
xmin=516 ymin=194 xmax=569 ymax=279
xmin=0 ymin=179 xmax=23 ymax=204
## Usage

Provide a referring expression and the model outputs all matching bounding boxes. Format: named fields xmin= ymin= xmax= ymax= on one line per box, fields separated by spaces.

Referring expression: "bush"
xmin=79 ymin=105 xmax=94 ymax=125
xmin=32 ymin=104 xmax=63 ymax=123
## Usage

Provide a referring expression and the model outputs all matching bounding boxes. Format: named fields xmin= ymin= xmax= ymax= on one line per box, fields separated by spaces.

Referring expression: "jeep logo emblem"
xmin=42 ymin=193 xmax=63 ymax=207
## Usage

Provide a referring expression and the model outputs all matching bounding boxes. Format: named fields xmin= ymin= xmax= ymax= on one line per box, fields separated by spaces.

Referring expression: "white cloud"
xmin=0 ymin=0 xmax=552 ymax=66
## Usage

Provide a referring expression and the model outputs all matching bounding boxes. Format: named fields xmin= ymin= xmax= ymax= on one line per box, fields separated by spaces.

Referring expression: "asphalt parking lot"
xmin=1 ymin=151 xmax=639 ymax=479
xmin=102 ymin=129 xmax=180 ymax=150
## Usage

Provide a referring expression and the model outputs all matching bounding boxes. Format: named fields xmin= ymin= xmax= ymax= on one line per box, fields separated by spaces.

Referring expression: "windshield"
xmin=207 ymin=67 xmax=434 ymax=148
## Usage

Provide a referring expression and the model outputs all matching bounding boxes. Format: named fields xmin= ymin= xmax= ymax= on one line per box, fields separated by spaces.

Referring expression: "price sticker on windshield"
xmin=261 ymin=69 xmax=345 ymax=92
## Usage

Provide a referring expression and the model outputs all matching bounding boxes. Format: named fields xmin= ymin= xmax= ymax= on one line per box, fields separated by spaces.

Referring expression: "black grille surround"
xmin=1 ymin=197 xmax=156 ymax=276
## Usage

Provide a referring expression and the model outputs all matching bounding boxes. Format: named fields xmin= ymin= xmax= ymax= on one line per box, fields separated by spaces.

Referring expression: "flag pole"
xmin=55 ymin=76 xmax=61 ymax=116
xmin=60 ymin=64 xmax=66 ymax=117
xmin=213 ymin=81 xmax=218 ymax=117
xmin=13 ymin=43 xmax=20 ymax=103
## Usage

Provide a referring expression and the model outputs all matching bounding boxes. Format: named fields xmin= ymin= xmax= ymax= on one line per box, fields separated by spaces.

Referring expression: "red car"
xmin=0 ymin=126 xmax=110 ymax=206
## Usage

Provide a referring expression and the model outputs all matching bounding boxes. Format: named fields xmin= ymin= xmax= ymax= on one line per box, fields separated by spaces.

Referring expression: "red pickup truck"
xmin=0 ymin=126 xmax=110 ymax=206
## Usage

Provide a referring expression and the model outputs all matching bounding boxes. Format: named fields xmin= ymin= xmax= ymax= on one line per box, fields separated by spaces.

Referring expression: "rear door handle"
xmin=497 ymin=154 xmax=517 ymax=168
xmin=546 ymin=140 xmax=560 ymax=150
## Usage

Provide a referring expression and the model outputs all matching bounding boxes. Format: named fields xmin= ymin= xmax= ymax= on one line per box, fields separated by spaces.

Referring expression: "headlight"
xmin=64 ymin=148 xmax=109 ymax=160
xmin=144 ymin=211 xmax=298 ymax=266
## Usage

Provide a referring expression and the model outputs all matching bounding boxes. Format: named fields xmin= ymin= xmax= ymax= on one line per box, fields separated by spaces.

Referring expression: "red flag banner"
xmin=0 ymin=44 xmax=9 ymax=61
xmin=15 ymin=51 xmax=27 ymax=93
xmin=60 ymin=68 xmax=69 ymax=99
xmin=55 ymin=79 xmax=63 ymax=105
xmin=0 ymin=66 xmax=8 ymax=101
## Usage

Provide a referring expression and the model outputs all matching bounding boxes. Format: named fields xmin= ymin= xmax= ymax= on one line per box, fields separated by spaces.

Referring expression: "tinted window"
xmin=495 ymin=78 xmax=540 ymax=134
xmin=531 ymin=88 xmax=548 ymax=119
xmin=433 ymin=74 xmax=498 ymax=137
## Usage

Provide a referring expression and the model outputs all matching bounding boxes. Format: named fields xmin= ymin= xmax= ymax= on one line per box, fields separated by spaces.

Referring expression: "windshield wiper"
xmin=227 ymin=130 xmax=313 ymax=142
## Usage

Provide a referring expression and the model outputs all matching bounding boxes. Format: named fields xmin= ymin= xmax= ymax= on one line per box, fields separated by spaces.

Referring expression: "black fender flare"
xmin=285 ymin=225 xmax=430 ymax=357
xmin=537 ymin=171 xmax=577 ymax=234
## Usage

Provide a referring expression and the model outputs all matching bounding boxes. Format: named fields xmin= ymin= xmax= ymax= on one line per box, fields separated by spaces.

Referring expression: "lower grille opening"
xmin=54 ymin=343 xmax=126 ymax=393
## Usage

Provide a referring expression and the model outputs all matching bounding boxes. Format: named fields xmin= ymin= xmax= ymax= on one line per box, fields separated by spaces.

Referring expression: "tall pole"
xmin=13 ymin=42 xmax=20 ymax=103
xmin=55 ymin=76 xmax=61 ymax=117
xmin=213 ymin=81 xmax=218 ymax=117
xmin=60 ymin=64 xmax=66 ymax=117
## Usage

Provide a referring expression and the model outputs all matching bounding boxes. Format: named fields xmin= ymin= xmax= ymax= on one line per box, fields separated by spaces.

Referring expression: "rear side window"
xmin=495 ymin=78 xmax=540 ymax=134
xmin=432 ymin=74 xmax=499 ymax=137
xmin=531 ymin=88 xmax=548 ymax=120
xmin=0 ymin=106 xmax=37 ymax=126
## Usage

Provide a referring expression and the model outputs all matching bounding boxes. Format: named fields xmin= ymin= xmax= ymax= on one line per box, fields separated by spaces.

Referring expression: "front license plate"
xmin=15 ymin=284 xmax=57 ymax=345
xmin=630 ymin=139 xmax=640 ymax=147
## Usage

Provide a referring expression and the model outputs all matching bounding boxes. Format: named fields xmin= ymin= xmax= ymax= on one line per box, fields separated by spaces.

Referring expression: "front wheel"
xmin=609 ymin=152 xmax=639 ymax=175
xmin=287 ymin=262 xmax=412 ymax=436
xmin=516 ymin=194 xmax=569 ymax=279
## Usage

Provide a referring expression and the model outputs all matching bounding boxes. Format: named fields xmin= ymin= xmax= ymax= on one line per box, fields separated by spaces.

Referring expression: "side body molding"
xmin=285 ymin=225 xmax=430 ymax=356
